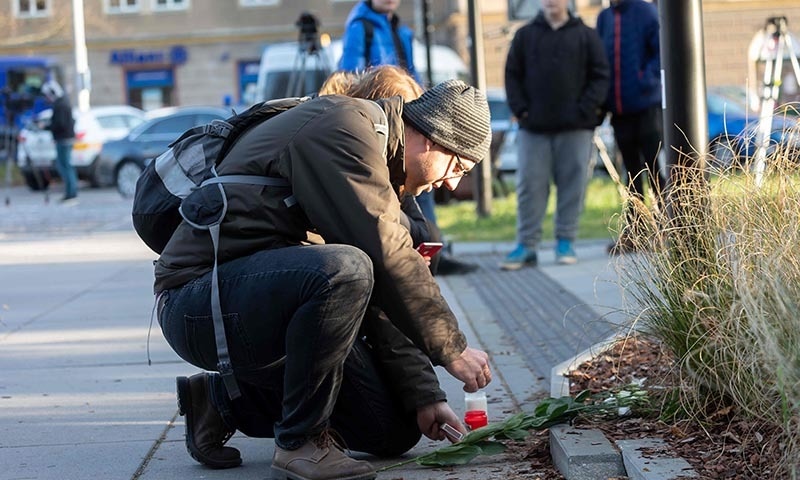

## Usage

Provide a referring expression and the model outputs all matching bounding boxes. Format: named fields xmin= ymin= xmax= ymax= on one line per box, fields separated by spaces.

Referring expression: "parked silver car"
xmin=16 ymin=105 xmax=146 ymax=190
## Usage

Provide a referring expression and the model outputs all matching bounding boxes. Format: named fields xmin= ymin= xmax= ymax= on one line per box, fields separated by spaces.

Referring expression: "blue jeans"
xmin=54 ymin=141 xmax=78 ymax=198
xmin=158 ymin=244 xmax=420 ymax=453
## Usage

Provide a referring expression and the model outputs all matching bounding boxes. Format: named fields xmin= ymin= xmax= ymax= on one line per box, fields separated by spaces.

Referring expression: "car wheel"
xmin=708 ymin=136 xmax=738 ymax=173
xmin=87 ymin=157 xmax=103 ymax=188
xmin=22 ymin=168 xmax=51 ymax=191
xmin=116 ymin=160 xmax=143 ymax=198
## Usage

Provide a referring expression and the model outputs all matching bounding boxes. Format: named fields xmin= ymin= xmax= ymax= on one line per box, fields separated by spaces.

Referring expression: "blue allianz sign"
xmin=110 ymin=45 xmax=188 ymax=65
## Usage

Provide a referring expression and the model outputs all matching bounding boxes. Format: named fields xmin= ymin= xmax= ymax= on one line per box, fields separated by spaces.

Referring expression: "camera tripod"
xmin=752 ymin=16 xmax=800 ymax=184
xmin=286 ymin=12 xmax=330 ymax=98
xmin=286 ymin=41 xmax=330 ymax=98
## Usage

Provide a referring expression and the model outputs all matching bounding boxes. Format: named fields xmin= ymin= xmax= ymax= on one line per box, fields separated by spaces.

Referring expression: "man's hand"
xmin=445 ymin=347 xmax=492 ymax=392
xmin=416 ymin=401 xmax=467 ymax=442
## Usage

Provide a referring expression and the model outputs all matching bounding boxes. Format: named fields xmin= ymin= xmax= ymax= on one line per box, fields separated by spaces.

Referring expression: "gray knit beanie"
xmin=402 ymin=79 xmax=491 ymax=163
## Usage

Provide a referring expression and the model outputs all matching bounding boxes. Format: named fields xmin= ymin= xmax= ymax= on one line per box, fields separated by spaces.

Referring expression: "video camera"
xmin=1 ymin=86 xmax=35 ymax=123
xmin=296 ymin=12 xmax=321 ymax=54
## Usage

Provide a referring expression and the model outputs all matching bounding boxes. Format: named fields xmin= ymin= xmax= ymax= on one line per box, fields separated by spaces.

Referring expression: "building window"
xmin=152 ymin=0 xmax=188 ymax=11
xmin=14 ymin=0 xmax=51 ymax=18
xmin=239 ymin=0 xmax=279 ymax=6
xmin=105 ymin=0 xmax=140 ymax=14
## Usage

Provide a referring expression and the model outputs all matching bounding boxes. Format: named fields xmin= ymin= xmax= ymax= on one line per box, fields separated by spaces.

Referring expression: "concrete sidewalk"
xmin=0 ymin=230 xmax=629 ymax=480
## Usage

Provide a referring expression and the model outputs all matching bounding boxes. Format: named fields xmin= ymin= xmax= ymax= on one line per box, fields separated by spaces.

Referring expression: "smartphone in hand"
xmin=416 ymin=242 xmax=443 ymax=257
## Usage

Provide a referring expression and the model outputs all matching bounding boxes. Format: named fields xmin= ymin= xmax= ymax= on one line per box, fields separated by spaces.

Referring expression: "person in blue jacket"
xmin=596 ymin=0 xmax=666 ymax=253
xmin=339 ymin=0 xmax=418 ymax=81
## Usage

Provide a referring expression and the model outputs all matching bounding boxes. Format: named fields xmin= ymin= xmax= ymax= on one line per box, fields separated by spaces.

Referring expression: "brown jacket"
xmin=154 ymin=95 xmax=466 ymax=366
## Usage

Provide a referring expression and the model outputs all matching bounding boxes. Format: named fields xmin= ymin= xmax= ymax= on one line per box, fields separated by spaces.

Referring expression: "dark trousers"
xmin=158 ymin=244 xmax=419 ymax=454
xmin=611 ymin=105 xmax=667 ymax=199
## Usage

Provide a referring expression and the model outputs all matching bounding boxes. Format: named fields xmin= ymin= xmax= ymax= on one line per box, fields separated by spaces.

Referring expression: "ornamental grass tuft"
xmin=616 ymin=120 xmax=800 ymax=478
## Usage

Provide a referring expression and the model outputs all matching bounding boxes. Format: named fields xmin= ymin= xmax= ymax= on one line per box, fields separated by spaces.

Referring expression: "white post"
xmin=72 ymin=0 xmax=90 ymax=112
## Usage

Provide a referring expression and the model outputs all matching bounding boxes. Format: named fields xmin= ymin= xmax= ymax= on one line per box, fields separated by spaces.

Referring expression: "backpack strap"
xmin=200 ymin=175 xmax=290 ymax=188
xmin=180 ymin=171 xmax=292 ymax=400
xmin=359 ymin=18 xmax=374 ymax=68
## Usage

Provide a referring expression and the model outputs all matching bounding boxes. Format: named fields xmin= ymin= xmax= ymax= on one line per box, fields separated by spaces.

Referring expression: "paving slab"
xmin=550 ymin=424 xmax=625 ymax=480
xmin=617 ymin=439 xmax=699 ymax=480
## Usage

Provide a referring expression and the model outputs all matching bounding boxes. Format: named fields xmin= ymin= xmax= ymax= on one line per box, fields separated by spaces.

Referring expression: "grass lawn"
xmin=435 ymin=175 xmax=624 ymax=243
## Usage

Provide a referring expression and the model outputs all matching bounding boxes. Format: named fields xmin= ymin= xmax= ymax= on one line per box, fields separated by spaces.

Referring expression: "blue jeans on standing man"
xmin=54 ymin=140 xmax=78 ymax=199
xmin=157 ymin=244 xmax=420 ymax=454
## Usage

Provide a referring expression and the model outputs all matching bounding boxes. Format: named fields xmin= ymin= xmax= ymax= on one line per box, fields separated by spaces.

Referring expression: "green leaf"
xmin=501 ymin=413 xmax=526 ymax=430
xmin=476 ymin=440 xmax=507 ymax=455
xmin=574 ymin=389 xmax=592 ymax=403
xmin=417 ymin=445 xmax=482 ymax=466
xmin=534 ymin=400 xmax=551 ymax=417
xmin=547 ymin=403 xmax=570 ymax=421
xmin=496 ymin=428 xmax=529 ymax=441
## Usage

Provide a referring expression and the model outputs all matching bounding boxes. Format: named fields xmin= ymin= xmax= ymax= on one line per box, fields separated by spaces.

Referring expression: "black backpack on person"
xmin=131 ymin=96 xmax=310 ymax=255
xmin=133 ymin=96 xmax=310 ymax=399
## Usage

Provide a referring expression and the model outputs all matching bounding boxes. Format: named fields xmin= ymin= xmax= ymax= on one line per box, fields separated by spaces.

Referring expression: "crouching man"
xmin=153 ymin=80 xmax=493 ymax=480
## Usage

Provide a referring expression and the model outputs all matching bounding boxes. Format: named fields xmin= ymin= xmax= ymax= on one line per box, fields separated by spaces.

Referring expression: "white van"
xmin=254 ymin=39 xmax=469 ymax=103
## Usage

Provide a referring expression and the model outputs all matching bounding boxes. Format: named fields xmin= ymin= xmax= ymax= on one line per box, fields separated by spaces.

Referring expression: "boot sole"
xmin=271 ymin=465 xmax=376 ymax=480
xmin=176 ymin=376 xmax=242 ymax=469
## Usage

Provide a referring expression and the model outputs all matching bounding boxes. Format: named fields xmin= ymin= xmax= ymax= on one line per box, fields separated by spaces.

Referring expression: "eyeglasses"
xmin=438 ymin=152 xmax=471 ymax=182
xmin=452 ymin=153 xmax=471 ymax=178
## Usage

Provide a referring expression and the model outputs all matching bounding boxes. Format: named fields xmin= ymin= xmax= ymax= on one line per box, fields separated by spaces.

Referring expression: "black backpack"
xmin=132 ymin=96 xmax=310 ymax=255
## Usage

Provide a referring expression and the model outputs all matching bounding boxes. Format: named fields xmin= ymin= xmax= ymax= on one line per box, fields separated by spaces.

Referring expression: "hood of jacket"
xmin=376 ymin=96 xmax=407 ymax=194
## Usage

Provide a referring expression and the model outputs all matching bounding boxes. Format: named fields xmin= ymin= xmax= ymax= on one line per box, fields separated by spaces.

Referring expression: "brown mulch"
xmin=502 ymin=336 xmax=786 ymax=479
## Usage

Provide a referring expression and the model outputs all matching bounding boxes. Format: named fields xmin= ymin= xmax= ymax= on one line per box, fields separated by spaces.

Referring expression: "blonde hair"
xmin=318 ymin=70 xmax=360 ymax=96
xmin=319 ymin=65 xmax=424 ymax=102
xmin=347 ymin=65 xmax=424 ymax=101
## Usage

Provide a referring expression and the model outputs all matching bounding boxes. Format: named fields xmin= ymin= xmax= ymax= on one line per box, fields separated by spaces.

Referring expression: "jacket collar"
xmin=533 ymin=9 xmax=580 ymax=29
xmin=376 ymin=96 xmax=406 ymax=193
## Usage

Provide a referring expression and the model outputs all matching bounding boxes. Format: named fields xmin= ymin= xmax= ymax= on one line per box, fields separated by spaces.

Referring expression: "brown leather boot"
xmin=271 ymin=429 xmax=376 ymax=480
xmin=176 ymin=374 xmax=242 ymax=469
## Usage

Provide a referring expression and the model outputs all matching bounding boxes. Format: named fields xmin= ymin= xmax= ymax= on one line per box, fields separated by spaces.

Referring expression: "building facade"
xmin=0 ymin=0 xmax=451 ymax=109
xmin=1 ymin=0 xmax=799 ymax=110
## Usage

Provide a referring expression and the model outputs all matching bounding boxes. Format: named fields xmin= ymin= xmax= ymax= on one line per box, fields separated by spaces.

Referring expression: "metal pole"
xmin=421 ymin=0 xmax=434 ymax=89
xmin=72 ymin=0 xmax=90 ymax=112
xmin=467 ymin=0 xmax=491 ymax=217
xmin=659 ymin=0 xmax=708 ymax=174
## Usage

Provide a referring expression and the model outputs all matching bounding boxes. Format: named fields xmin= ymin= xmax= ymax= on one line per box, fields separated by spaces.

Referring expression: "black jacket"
xmin=505 ymin=12 xmax=609 ymax=132
xmin=48 ymin=96 xmax=75 ymax=141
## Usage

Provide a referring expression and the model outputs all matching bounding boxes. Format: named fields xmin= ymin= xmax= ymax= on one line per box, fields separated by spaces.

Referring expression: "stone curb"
xmin=548 ymin=340 xmax=700 ymax=480
xmin=549 ymin=424 xmax=625 ymax=480
xmin=549 ymin=334 xmax=621 ymax=398
xmin=617 ymin=439 xmax=699 ymax=480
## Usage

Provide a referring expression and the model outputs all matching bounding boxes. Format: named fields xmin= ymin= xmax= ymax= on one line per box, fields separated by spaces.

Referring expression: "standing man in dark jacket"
xmin=154 ymin=80 xmax=493 ymax=480
xmin=502 ymin=0 xmax=609 ymax=269
xmin=41 ymin=80 xmax=78 ymax=203
xmin=596 ymin=0 xmax=666 ymax=253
